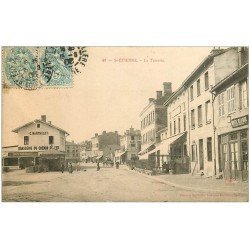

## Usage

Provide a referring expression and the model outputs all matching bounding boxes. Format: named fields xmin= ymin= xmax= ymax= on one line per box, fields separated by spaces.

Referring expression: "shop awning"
xmin=39 ymin=149 xmax=65 ymax=156
xmin=166 ymin=132 xmax=187 ymax=147
xmin=115 ymin=151 xmax=127 ymax=157
xmin=138 ymin=143 xmax=155 ymax=155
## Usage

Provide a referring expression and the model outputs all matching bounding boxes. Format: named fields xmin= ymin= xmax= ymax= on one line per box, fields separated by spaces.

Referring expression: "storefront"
xmin=219 ymin=127 xmax=248 ymax=181
xmin=2 ymin=151 xmax=39 ymax=169
xmin=39 ymin=150 xmax=65 ymax=171
xmin=2 ymin=115 xmax=69 ymax=172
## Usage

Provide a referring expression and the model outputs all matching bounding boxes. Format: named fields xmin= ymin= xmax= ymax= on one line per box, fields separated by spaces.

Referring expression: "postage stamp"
xmin=2 ymin=46 xmax=88 ymax=89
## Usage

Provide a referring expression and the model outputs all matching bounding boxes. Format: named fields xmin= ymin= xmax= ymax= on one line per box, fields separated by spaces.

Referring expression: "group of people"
xmin=61 ymin=162 xmax=73 ymax=174
xmin=97 ymin=161 xmax=120 ymax=171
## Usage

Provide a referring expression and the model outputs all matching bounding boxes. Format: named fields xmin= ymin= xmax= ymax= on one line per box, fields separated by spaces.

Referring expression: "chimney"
xmin=95 ymin=133 xmax=98 ymax=137
xmin=149 ymin=98 xmax=155 ymax=103
xmin=156 ymin=91 xmax=163 ymax=99
xmin=163 ymin=82 xmax=172 ymax=95
xmin=210 ymin=47 xmax=223 ymax=55
xmin=115 ymin=131 xmax=118 ymax=134
xmin=41 ymin=115 xmax=46 ymax=122
xmin=103 ymin=131 xmax=106 ymax=134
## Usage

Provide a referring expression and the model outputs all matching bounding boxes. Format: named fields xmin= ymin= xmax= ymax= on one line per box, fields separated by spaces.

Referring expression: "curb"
xmin=124 ymin=168 xmax=248 ymax=196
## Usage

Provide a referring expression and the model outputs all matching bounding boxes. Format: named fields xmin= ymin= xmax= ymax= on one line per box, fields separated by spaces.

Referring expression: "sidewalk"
xmin=123 ymin=166 xmax=248 ymax=196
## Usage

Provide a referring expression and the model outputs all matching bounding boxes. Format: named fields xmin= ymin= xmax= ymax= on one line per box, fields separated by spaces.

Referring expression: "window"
xmin=205 ymin=100 xmax=211 ymax=123
xmin=207 ymin=137 xmax=212 ymax=161
xmin=197 ymin=79 xmax=201 ymax=96
xmin=170 ymin=122 xmax=172 ymax=136
xmin=183 ymin=114 xmax=186 ymax=131
xmin=191 ymin=144 xmax=196 ymax=162
xmin=239 ymin=80 xmax=248 ymax=109
xmin=24 ymin=136 xmax=29 ymax=145
xmin=49 ymin=136 xmax=54 ymax=144
xmin=178 ymin=117 xmax=181 ymax=134
xmin=198 ymin=105 xmax=202 ymax=127
xmin=218 ymin=92 xmax=225 ymax=117
xmin=131 ymin=136 xmax=135 ymax=140
xmin=205 ymin=72 xmax=209 ymax=90
xmin=190 ymin=85 xmax=194 ymax=101
xmin=174 ymin=120 xmax=176 ymax=135
xmin=37 ymin=124 xmax=40 ymax=128
xmin=191 ymin=109 xmax=195 ymax=129
xmin=227 ymin=86 xmax=235 ymax=113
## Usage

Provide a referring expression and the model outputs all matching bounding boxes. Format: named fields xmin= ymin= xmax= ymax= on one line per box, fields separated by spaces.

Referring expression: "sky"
xmin=2 ymin=47 xmax=213 ymax=146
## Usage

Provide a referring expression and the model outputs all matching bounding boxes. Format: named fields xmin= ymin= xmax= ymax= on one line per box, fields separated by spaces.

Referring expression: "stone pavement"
xmin=122 ymin=165 xmax=248 ymax=196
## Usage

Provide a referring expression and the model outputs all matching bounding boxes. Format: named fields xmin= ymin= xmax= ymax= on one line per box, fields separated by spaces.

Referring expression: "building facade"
xmin=66 ymin=141 xmax=81 ymax=163
xmin=185 ymin=47 xmax=243 ymax=176
xmin=212 ymin=47 xmax=248 ymax=181
xmin=115 ymin=127 xmax=141 ymax=164
xmin=162 ymin=85 xmax=190 ymax=173
xmin=2 ymin=115 xmax=69 ymax=170
xmin=90 ymin=131 xmax=121 ymax=161
xmin=80 ymin=140 xmax=92 ymax=162
xmin=139 ymin=82 xmax=172 ymax=160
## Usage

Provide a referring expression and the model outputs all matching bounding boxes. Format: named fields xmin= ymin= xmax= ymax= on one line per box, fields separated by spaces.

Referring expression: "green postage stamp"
xmin=2 ymin=46 xmax=88 ymax=89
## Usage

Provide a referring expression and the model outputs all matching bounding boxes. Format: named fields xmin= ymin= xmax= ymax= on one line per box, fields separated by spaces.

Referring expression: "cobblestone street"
xmin=2 ymin=165 xmax=248 ymax=202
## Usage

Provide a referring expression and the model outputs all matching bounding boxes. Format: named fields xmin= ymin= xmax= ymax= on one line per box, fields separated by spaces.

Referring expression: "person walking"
xmin=97 ymin=161 xmax=100 ymax=171
xmin=68 ymin=162 xmax=73 ymax=174
xmin=61 ymin=162 xmax=65 ymax=173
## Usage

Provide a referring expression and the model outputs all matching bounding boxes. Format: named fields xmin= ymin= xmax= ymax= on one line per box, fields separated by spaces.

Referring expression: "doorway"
xmin=199 ymin=139 xmax=204 ymax=170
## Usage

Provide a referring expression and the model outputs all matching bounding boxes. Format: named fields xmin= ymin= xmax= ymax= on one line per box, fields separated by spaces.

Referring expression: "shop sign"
xmin=8 ymin=152 xmax=38 ymax=157
xmin=18 ymin=145 xmax=60 ymax=151
xmin=29 ymin=131 xmax=48 ymax=135
xmin=231 ymin=115 xmax=248 ymax=128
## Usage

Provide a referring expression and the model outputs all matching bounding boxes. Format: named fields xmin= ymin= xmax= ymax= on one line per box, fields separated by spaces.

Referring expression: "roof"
xmin=140 ymin=92 xmax=173 ymax=116
xmin=12 ymin=119 xmax=69 ymax=135
xmin=164 ymin=48 xmax=231 ymax=106
xmin=211 ymin=63 xmax=248 ymax=92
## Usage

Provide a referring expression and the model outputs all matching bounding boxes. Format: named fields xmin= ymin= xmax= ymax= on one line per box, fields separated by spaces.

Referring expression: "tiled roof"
xmin=12 ymin=119 xmax=69 ymax=135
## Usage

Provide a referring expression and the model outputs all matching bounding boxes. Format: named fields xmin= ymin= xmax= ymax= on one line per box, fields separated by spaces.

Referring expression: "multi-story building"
xmin=2 ymin=115 xmax=69 ymax=170
xmin=162 ymin=84 xmax=190 ymax=173
xmin=66 ymin=141 xmax=81 ymax=163
xmin=91 ymin=131 xmax=121 ymax=161
xmin=185 ymin=47 xmax=243 ymax=176
xmin=115 ymin=127 xmax=141 ymax=164
xmin=211 ymin=47 xmax=248 ymax=181
xmin=80 ymin=140 xmax=92 ymax=162
xmin=139 ymin=82 xmax=172 ymax=160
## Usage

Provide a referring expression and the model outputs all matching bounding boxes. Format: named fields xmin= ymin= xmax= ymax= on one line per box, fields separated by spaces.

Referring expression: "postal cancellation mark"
xmin=2 ymin=46 xmax=88 ymax=90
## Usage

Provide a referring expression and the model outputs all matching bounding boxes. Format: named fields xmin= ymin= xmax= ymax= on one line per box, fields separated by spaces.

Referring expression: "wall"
xmin=214 ymin=48 xmax=239 ymax=83
xmin=188 ymin=63 xmax=216 ymax=176
xmin=17 ymin=122 xmax=66 ymax=152
xmin=214 ymin=75 xmax=249 ymax=174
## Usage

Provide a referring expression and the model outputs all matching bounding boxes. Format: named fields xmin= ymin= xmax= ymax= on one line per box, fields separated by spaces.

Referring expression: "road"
xmin=2 ymin=166 xmax=247 ymax=201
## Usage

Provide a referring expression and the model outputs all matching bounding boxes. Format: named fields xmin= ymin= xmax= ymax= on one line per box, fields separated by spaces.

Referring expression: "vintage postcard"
xmin=1 ymin=46 xmax=249 ymax=202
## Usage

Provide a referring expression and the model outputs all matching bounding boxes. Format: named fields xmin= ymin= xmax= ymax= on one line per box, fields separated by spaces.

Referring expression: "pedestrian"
xmin=97 ymin=161 xmax=100 ymax=171
xmin=116 ymin=161 xmax=119 ymax=169
xmin=162 ymin=161 xmax=169 ymax=174
xmin=69 ymin=162 xmax=73 ymax=174
xmin=61 ymin=162 xmax=65 ymax=173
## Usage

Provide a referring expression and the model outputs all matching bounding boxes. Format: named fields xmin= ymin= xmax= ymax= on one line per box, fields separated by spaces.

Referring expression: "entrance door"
xmin=199 ymin=139 xmax=204 ymax=170
xmin=221 ymin=144 xmax=228 ymax=172
xmin=229 ymin=142 xmax=239 ymax=171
